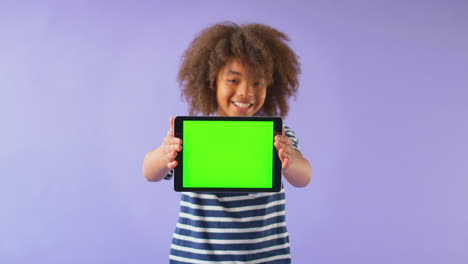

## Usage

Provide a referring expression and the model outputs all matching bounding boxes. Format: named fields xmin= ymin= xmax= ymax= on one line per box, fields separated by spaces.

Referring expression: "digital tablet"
xmin=173 ymin=116 xmax=283 ymax=192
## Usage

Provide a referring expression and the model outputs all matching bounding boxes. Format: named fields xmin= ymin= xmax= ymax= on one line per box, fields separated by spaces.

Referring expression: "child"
xmin=143 ymin=22 xmax=312 ymax=264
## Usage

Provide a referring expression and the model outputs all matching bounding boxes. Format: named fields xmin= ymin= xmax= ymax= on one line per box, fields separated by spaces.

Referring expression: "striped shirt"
xmin=165 ymin=125 xmax=300 ymax=264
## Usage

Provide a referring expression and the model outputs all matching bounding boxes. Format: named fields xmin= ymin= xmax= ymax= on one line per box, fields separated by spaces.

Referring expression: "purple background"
xmin=1 ymin=1 xmax=467 ymax=263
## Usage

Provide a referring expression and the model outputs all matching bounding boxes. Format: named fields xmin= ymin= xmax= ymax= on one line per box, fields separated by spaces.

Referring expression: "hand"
xmin=161 ymin=116 xmax=182 ymax=169
xmin=274 ymin=133 xmax=299 ymax=170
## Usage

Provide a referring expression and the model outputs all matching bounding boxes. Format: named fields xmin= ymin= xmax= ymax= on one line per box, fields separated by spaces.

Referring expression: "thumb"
xmin=169 ymin=116 xmax=175 ymax=134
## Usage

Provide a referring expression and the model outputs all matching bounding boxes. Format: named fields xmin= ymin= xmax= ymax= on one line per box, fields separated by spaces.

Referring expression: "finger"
xmin=278 ymin=148 xmax=289 ymax=169
xmin=164 ymin=141 xmax=182 ymax=157
xmin=166 ymin=149 xmax=179 ymax=161
xmin=166 ymin=117 xmax=175 ymax=136
xmin=277 ymin=135 xmax=292 ymax=145
xmin=282 ymin=157 xmax=289 ymax=169
xmin=275 ymin=135 xmax=291 ymax=147
xmin=276 ymin=141 xmax=291 ymax=153
xmin=170 ymin=137 xmax=182 ymax=145
xmin=274 ymin=138 xmax=291 ymax=156
xmin=274 ymin=139 xmax=281 ymax=150
xmin=163 ymin=135 xmax=182 ymax=145
xmin=169 ymin=116 xmax=175 ymax=132
xmin=167 ymin=160 xmax=178 ymax=169
xmin=274 ymin=135 xmax=285 ymax=147
xmin=165 ymin=140 xmax=181 ymax=164
xmin=172 ymin=143 xmax=182 ymax=152
xmin=278 ymin=147 xmax=284 ymax=160
xmin=279 ymin=147 xmax=288 ymax=158
xmin=274 ymin=141 xmax=286 ymax=154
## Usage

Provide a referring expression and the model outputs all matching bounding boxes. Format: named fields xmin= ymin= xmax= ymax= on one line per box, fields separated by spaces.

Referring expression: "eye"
xmin=254 ymin=82 xmax=265 ymax=87
xmin=227 ymin=79 xmax=239 ymax=84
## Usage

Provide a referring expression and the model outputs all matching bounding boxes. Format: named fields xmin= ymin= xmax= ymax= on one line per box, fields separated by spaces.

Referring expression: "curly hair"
xmin=177 ymin=22 xmax=300 ymax=118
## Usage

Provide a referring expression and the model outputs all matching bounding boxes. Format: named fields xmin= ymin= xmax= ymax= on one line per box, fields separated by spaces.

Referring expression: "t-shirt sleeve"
xmin=284 ymin=125 xmax=301 ymax=154
xmin=164 ymin=169 xmax=174 ymax=180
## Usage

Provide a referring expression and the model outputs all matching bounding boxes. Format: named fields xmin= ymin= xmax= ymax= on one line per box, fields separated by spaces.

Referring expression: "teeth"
xmin=233 ymin=102 xmax=251 ymax=108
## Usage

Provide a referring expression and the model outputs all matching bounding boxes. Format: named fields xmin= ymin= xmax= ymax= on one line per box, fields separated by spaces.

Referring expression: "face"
xmin=215 ymin=59 xmax=267 ymax=117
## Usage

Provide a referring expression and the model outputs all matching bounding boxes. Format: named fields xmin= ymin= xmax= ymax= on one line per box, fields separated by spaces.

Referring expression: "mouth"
xmin=232 ymin=101 xmax=253 ymax=111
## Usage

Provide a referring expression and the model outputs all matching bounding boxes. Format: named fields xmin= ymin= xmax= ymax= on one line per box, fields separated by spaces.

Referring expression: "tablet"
xmin=173 ymin=116 xmax=283 ymax=192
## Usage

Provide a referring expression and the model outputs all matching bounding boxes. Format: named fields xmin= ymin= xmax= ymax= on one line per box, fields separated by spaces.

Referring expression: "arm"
xmin=274 ymin=134 xmax=312 ymax=187
xmin=142 ymin=117 xmax=182 ymax=182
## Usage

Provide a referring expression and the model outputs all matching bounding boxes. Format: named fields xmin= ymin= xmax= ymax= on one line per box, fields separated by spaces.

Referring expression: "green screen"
xmin=182 ymin=121 xmax=273 ymax=188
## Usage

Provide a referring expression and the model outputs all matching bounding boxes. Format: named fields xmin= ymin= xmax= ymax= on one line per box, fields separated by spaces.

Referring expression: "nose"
xmin=237 ymin=81 xmax=254 ymax=98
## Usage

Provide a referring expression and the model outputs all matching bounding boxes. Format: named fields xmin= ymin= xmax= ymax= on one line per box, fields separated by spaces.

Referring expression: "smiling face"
xmin=215 ymin=59 xmax=267 ymax=117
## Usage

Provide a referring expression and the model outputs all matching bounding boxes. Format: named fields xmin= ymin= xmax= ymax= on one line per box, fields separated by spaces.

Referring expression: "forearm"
xmin=282 ymin=156 xmax=312 ymax=187
xmin=142 ymin=147 xmax=171 ymax=182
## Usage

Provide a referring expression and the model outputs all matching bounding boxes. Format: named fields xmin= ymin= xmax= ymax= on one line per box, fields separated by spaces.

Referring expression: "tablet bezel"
xmin=173 ymin=116 xmax=283 ymax=192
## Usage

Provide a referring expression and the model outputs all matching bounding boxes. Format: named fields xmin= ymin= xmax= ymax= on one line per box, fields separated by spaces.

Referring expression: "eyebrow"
xmin=226 ymin=70 xmax=242 ymax=76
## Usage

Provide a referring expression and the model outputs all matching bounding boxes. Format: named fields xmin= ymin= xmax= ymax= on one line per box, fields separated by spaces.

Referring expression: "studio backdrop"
xmin=1 ymin=1 xmax=467 ymax=263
